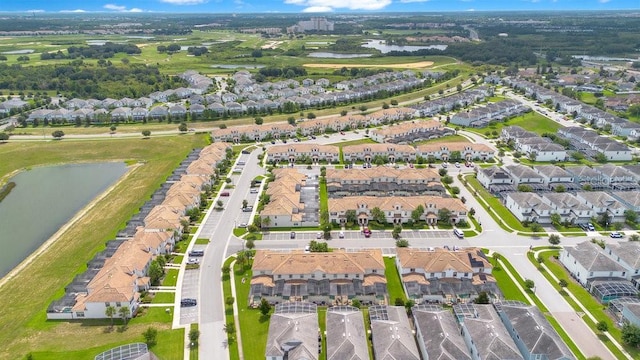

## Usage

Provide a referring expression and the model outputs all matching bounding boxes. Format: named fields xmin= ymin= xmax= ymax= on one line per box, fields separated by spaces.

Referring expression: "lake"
xmin=0 ymin=162 xmax=128 ymax=278
xmin=308 ymin=52 xmax=373 ymax=59
xmin=361 ymin=40 xmax=447 ymax=53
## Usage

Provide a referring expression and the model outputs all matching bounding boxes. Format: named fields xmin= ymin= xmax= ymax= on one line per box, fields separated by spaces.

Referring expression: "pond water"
xmin=1 ymin=49 xmax=35 ymax=55
xmin=308 ymin=52 xmax=372 ymax=59
xmin=0 ymin=162 xmax=128 ymax=278
xmin=361 ymin=39 xmax=447 ymax=53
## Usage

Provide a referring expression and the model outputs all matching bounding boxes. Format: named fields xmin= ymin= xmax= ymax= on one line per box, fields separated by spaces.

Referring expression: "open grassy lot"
xmin=0 ymin=135 xmax=208 ymax=360
xmin=467 ymin=111 xmax=561 ymax=137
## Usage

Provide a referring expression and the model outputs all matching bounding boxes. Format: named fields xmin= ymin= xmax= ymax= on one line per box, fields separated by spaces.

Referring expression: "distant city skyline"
xmin=3 ymin=0 xmax=638 ymax=14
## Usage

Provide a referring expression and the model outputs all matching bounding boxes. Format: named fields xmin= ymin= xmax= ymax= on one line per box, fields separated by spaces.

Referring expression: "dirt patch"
xmin=303 ymin=61 xmax=434 ymax=69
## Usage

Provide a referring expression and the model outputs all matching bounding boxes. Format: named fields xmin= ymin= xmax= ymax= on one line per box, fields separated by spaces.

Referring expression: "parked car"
xmin=304 ymin=245 xmax=311 ymax=253
xmin=587 ymin=223 xmax=595 ymax=231
xmin=189 ymin=250 xmax=204 ymax=257
xmin=187 ymin=258 xmax=199 ymax=264
xmin=339 ymin=231 xmax=345 ymax=238
xmin=241 ymin=150 xmax=250 ymax=154
xmin=363 ymin=227 xmax=371 ymax=238
xmin=340 ymin=131 xmax=345 ymax=135
xmin=290 ymin=231 xmax=296 ymax=239
xmin=250 ymin=188 xmax=259 ymax=194
xmin=220 ymin=191 xmax=230 ymax=197
xmin=316 ymin=232 xmax=322 ymax=239
xmin=455 ymin=162 xmax=460 ymax=168
xmin=242 ymin=206 xmax=254 ymax=212
xmin=610 ymin=232 xmax=624 ymax=238
xmin=181 ymin=298 xmax=197 ymax=307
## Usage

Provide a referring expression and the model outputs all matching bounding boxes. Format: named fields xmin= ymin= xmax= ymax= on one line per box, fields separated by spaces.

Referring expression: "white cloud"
xmin=303 ymin=6 xmax=334 ymax=12
xmin=399 ymin=0 xmax=429 ymax=3
xmin=104 ymin=4 xmax=145 ymax=12
xmin=60 ymin=9 xmax=86 ymax=12
xmin=284 ymin=0 xmax=392 ymax=11
xmin=26 ymin=9 xmax=46 ymax=13
xmin=160 ymin=0 xmax=208 ymax=4
xmin=466 ymin=8 xmax=475 ymax=11
xmin=598 ymin=0 xmax=611 ymax=3
xmin=104 ymin=4 xmax=127 ymax=11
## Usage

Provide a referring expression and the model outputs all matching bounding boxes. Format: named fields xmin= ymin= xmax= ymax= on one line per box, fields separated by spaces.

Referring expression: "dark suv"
xmin=180 ymin=298 xmax=197 ymax=307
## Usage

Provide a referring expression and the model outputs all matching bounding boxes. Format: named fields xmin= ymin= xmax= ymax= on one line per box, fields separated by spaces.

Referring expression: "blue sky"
xmin=5 ymin=0 xmax=638 ymax=13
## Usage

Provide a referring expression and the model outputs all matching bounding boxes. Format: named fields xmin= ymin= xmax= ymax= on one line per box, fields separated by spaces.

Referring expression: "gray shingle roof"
xmin=413 ymin=306 xmax=471 ymax=360
xmin=566 ymin=242 xmax=626 ymax=273
xmin=497 ymin=301 xmax=575 ymax=360
xmin=326 ymin=306 xmax=368 ymax=360
xmin=265 ymin=302 xmax=319 ymax=360
xmin=369 ymin=306 xmax=420 ymax=360
xmin=606 ymin=242 xmax=640 ymax=270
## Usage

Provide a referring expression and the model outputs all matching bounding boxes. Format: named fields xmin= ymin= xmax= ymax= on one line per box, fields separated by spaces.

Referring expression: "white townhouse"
xmin=574 ymin=191 xmax=628 ymax=223
xmin=504 ymin=192 xmax=553 ymax=223
xmin=342 ymin=143 xmax=417 ymax=163
xmin=540 ymin=192 xmax=594 ymax=225
xmin=476 ymin=166 xmax=514 ymax=191
xmin=604 ymin=242 xmax=640 ymax=289
xmin=560 ymin=241 xmax=627 ymax=287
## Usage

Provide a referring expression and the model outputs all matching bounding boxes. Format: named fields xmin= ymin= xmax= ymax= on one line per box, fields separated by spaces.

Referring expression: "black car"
xmin=241 ymin=150 xmax=250 ymax=154
xmin=180 ymin=298 xmax=197 ymax=307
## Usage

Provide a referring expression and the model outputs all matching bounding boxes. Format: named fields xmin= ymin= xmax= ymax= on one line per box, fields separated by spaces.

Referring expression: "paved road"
xmin=450 ymin=174 xmax=618 ymax=360
xmin=192 ymin=148 xmax=266 ymax=360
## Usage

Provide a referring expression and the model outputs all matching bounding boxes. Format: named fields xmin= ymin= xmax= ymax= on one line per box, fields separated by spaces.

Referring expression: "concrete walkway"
xmin=228 ymin=259 xmax=244 ymax=360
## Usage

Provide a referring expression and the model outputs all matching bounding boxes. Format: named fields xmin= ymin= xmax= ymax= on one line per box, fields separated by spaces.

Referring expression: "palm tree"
xmin=118 ymin=306 xmax=131 ymax=326
xmin=105 ymin=306 xmax=116 ymax=328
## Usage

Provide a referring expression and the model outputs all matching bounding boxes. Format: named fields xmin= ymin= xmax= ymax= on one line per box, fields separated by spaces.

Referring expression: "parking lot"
xmin=179 ymin=269 xmax=200 ymax=326
xmin=263 ymin=230 xmax=457 ymax=241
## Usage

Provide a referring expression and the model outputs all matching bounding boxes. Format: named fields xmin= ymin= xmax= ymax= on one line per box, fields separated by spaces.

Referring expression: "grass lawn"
xmin=467 ymin=111 xmax=561 ymax=138
xmin=233 ymin=262 xmax=271 ymax=360
xmin=319 ymin=179 xmax=328 ymax=216
xmin=151 ymin=292 xmax=176 ymax=304
xmin=189 ymin=324 xmax=199 ymax=360
xmin=162 ymin=269 xmax=180 ymax=287
xmin=532 ymin=250 xmax=637 ymax=359
xmin=172 ymin=255 xmax=184 ymax=264
xmin=384 ymin=257 xmax=406 ymax=303
xmin=222 ymin=258 xmax=241 ymax=360
xmin=195 ymin=238 xmax=211 ymax=244
xmin=0 ymin=135 xmax=207 ymax=360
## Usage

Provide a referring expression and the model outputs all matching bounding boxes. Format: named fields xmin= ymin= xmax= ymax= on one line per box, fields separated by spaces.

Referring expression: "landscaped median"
xmin=462 ymin=174 xmax=547 ymax=236
xmin=529 ymin=248 xmax=638 ymax=360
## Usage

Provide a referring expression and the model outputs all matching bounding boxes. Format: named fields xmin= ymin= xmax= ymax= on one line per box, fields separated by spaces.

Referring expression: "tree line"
xmin=40 ymin=42 xmax=141 ymax=60
xmin=0 ymin=63 xmax=186 ymax=99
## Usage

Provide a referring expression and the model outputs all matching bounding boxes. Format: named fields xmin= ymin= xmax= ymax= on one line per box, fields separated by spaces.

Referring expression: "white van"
xmin=453 ymin=228 xmax=464 ymax=239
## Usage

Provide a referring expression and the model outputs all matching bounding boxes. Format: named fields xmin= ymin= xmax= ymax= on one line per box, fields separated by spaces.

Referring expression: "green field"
xmin=467 ymin=111 xmax=561 ymax=137
xmin=384 ymin=257 xmax=406 ymax=303
xmin=0 ymin=135 xmax=208 ymax=360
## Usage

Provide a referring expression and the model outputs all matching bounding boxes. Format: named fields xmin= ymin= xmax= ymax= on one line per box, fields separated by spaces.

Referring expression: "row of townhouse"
xmin=328 ymin=195 xmax=467 ymax=225
xmin=264 ymin=142 xmax=496 ymax=165
xmin=267 ymin=301 xmax=574 ymax=360
xmin=341 ymin=142 xmax=495 ymax=164
xmin=260 ymin=248 xmax=572 ymax=360
xmin=250 ymin=249 xmax=387 ymax=306
xmin=479 ymin=163 xmax=640 ymax=193
xmin=501 ymin=126 xmax=567 ymax=161
xmin=560 ymin=241 xmax=640 ymax=304
xmin=229 ymin=69 xmax=425 ymax=111
xmin=46 ymin=142 xmax=231 ymax=320
xmin=260 ymin=168 xmax=311 ymax=228
xmin=63 ymin=96 xmax=154 ymax=111
xmin=369 ymin=118 xmax=455 ymax=143
xmin=451 ymin=99 xmax=530 ymax=127
xmin=177 ymin=70 xmax=214 ymax=94
xmin=0 ymin=98 xmax=28 ymax=114
xmin=27 ymin=104 xmax=203 ymax=124
xmin=503 ymin=77 xmax=640 ymax=139
xmin=325 ymin=167 xmax=445 ymax=196
xmin=396 ymin=248 xmax=498 ymax=304
xmin=267 ymin=144 xmax=339 ymax=164
xmin=211 ymin=107 xmax=418 ymax=143
xmin=410 ymin=86 xmax=492 ymax=117
xmin=557 ymin=126 xmax=633 ymax=161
